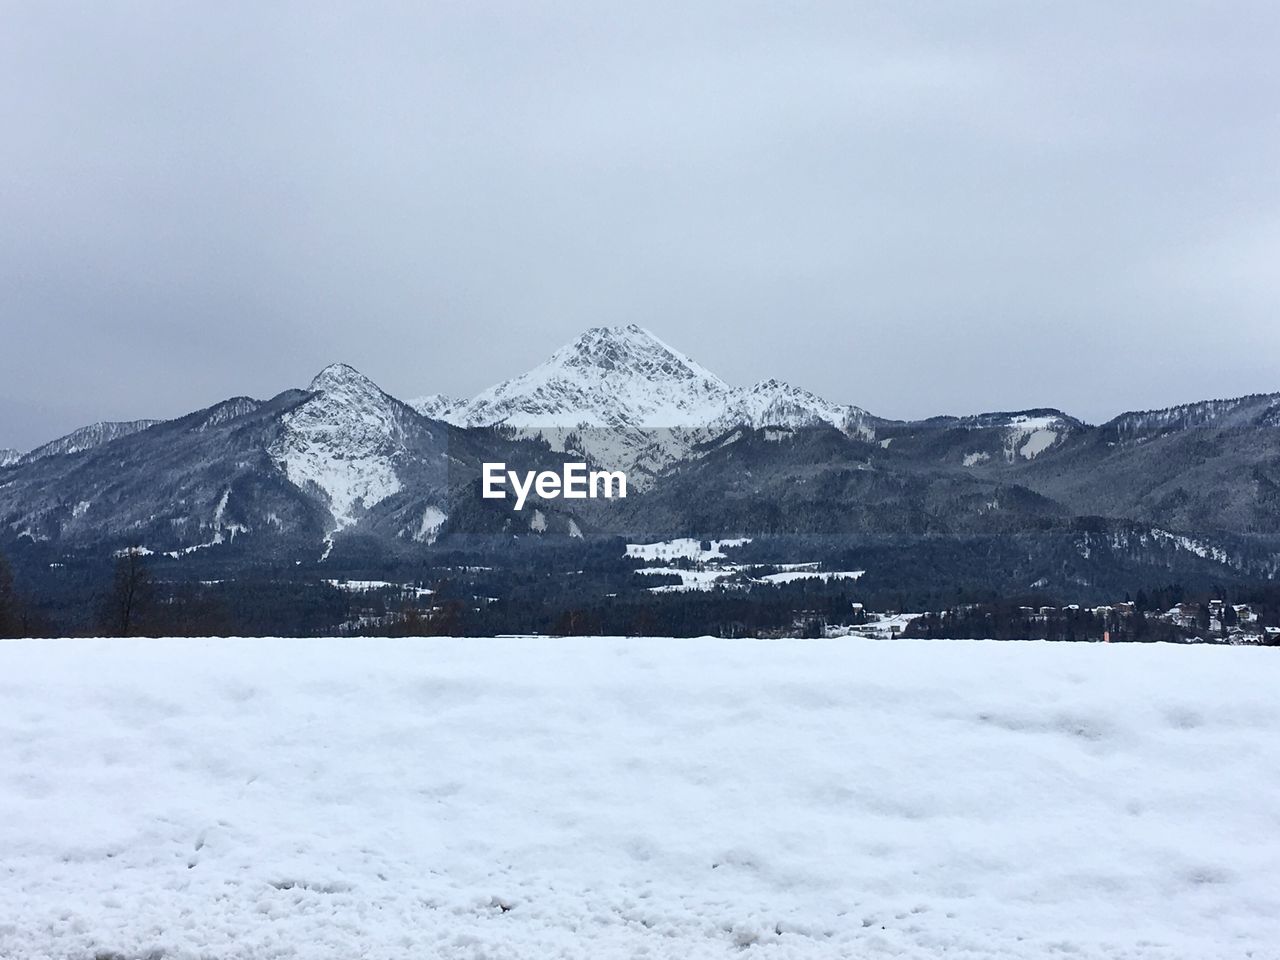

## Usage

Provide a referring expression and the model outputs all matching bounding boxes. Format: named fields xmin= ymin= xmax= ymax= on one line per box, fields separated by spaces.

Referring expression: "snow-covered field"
xmin=3 ymin=637 xmax=1278 ymax=960
xmin=626 ymin=538 xmax=752 ymax=561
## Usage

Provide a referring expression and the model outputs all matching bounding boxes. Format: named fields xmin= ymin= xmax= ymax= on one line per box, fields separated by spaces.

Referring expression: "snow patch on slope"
xmin=164 ymin=487 xmax=248 ymax=557
xmin=410 ymin=505 xmax=447 ymax=544
xmin=1003 ymin=414 xmax=1064 ymax=461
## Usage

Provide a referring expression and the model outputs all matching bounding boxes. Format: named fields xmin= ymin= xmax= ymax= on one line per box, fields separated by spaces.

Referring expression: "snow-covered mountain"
xmin=0 ymin=449 xmax=19 ymax=467
xmin=714 ymin=378 xmax=877 ymax=440
xmin=406 ymin=393 xmax=462 ymax=421
xmin=413 ymin=324 xmax=878 ymax=478
xmin=0 ymin=365 xmax=455 ymax=556
xmin=270 ymin=363 xmax=454 ymax=533
xmin=5 ymin=324 xmax=1280 ymax=569
xmin=453 ymin=324 xmax=732 ymax=430
xmin=272 ymin=364 xmax=409 ymax=530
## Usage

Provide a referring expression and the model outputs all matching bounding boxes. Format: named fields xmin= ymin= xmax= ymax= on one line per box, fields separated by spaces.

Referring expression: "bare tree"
xmin=0 ymin=551 xmax=19 ymax=638
xmin=105 ymin=548 xmax=153 ymax=636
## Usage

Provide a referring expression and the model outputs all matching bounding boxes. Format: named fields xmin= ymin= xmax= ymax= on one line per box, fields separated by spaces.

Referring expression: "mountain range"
xmin=3 ymin=323 xmax=1280 ymax=597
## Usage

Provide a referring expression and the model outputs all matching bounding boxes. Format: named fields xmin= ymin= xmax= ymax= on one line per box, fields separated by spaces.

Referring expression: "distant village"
xmin=1130 ymin=599 xmax=1280 ymax=644
xmin=832 ymin=599 xmax=1280 ymax=645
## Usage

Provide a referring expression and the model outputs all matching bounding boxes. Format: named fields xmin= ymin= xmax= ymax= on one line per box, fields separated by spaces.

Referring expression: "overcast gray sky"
xmin=2 ymin=2 xmax=1278 ymax=450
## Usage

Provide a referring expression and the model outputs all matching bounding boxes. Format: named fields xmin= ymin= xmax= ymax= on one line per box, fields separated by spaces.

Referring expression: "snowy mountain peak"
xmin=458 ymin=325 xmax=730 ymax=431
xmin=410 ymin=325 xmax=880 ymax=478
xmin=394 ymin=328 xmax=879 ymax=487
xmin=274 ymin=364 xmax=407 ymax=530
xmin=548 ymin=323 xmax=729 ymax=389
xmin=0 ymin=448 xmax=20 ymax=467
xmin=309 ymin=362 xmax=384 ymax=395
xmin=407 ymin=393 xmax=462 ymax=421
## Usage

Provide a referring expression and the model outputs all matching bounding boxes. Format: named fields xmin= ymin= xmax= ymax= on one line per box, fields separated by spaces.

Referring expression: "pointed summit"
xmin=549 ymin=323 xmax=729 ymax=389
xmin=309 ymin=362 xmax=381 ymax=394
xmin=459 ymin=324 xmax=731 ymax=430
xmin=410 ymin=324 xmax=878 ymax=479
xmin=426 ymin=323 xmax=877 ymax=445
xmin=276 ymin=363 xmax=406 ymax=529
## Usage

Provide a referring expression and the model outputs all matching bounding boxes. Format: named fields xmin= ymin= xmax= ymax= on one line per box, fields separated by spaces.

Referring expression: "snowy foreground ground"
xmin=3 ymin=638 xmax=1279 ymax=960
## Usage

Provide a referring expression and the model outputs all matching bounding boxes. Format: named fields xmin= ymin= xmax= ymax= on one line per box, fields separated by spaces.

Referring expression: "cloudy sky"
xmin=2 ymin=2 xmax=1277 ymax=450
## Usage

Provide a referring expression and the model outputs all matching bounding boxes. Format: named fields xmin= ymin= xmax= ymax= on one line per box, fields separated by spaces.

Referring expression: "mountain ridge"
xmin=6 ymin=325 xmax=1276 ymax=462
xmin=2 ymin=326 xmax=1278 ymax=583
xmin=18 ymin=419 xmax=164 ymax=465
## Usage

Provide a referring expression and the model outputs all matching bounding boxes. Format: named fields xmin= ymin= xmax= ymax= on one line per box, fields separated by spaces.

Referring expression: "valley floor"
xmin=2 ymin=637 xmax=1278 ymax=959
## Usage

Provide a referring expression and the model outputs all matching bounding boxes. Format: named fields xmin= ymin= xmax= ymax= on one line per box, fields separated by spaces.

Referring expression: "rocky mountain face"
xmin=2 ymin=324 xmax=1279 ymax=596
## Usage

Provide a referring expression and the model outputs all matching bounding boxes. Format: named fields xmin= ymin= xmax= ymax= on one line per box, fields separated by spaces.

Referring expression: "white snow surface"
xmin=756 ymin=570 xmax=865 ymax=585
xmin=626 ymin=537 xmax=752 ymax=561
xmin=4 ymin=637 xmax=1278 ymax=960
xmin=634 ymin=565 xmax=744 ymax=592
